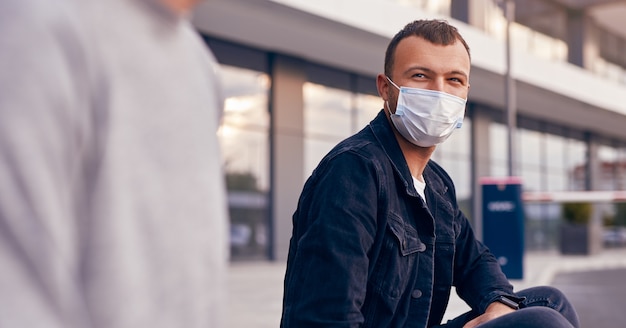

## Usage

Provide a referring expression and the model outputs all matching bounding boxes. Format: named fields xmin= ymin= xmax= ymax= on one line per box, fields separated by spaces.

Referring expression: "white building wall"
xmin=193 ymin=0 xmax=626 ymax=140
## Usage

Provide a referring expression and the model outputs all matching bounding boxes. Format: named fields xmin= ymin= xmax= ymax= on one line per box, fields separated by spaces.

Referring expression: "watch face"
xmin=498 ymin=296 xmax=520 ymax=310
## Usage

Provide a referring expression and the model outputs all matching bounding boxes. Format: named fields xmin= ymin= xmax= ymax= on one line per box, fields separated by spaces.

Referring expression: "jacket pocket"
xmin=369 ymin=213 xmax=424 ymax=299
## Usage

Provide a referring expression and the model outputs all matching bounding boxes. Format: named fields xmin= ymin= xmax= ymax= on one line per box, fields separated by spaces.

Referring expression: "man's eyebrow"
xmin=405 ymin=66 xmax=433 ymax=74
xmin=450 ymin=70 xmax=468 ymax=77
xmin=449 ymin=70 xmax=469 ymax=79
xmin=406 ymin=66 xmax=469 ymax=79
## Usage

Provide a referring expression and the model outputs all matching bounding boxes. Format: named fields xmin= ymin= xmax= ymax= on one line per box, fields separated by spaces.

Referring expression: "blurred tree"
xmin=612 ymin=202 xmax=626 ymax=227
xmin=562 ymin=202 xmax=591 ymax=225
xmin=226 ymin=172 xmax=258 ymax=191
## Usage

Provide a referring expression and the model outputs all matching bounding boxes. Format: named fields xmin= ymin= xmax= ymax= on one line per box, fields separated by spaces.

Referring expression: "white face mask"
xmin=386 ymin=77 xmax=467 ymax=147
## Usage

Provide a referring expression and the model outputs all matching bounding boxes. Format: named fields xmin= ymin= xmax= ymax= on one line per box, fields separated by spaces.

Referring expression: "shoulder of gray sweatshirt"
xmin=0 ymin=0 xmax=228 ymax=327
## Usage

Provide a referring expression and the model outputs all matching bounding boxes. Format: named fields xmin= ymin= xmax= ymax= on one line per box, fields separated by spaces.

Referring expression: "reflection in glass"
xmin=545 ymin=134 xmax=566 ymax=192
xmin=617 ymin=148 xmax=626 ymax=190
xmin=355 ymin=93 xmax=382 ymax=133
xmin=218 ymin=65 xmax=270 ymax=260
xmin=519 ymin=128 xmax=542 ymax=192
xmin=488 ymin=123 xmax=591 ymax=251
xmin=303 ymin=84 xmax=386 ymax=181
xmin=489 ymin=122 xmax=508 ymax=177
xmin=480 ymin=0 xmax=567 ymax=62
xmin=433 ymin=119 xmax=472 ymax=218
xmin=303 ymin=83 xmax=352 ymax=179
xmin=518 ymin=129 xmax=551 ymax=251
xmin=567 ymin=139 xmax=586 ymax=191
xmin=598 ymin=145 xmax=619 ymax=191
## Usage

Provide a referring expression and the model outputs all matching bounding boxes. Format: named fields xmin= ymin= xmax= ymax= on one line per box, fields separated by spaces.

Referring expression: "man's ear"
xmin=376 ymin=74 xmax=389 ymax=101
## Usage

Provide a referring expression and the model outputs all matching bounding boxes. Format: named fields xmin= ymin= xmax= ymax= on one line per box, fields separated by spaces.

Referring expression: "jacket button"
xmin=411 ymin=289 xmax=422 ymax=298
xmin=417 ymin=242 xmax=426 ymax=252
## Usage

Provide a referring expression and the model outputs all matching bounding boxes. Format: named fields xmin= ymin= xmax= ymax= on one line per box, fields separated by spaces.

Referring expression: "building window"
xmin=218 ymin=65 xmax=270 ymax=260
xmin=303 ymin=83 xmax=353 ymax=179
xmin=354 ymin=93 xmax=382 ymax=133
xmin=545 ymin=133 xmax=567 ymax=191
xmin=566 ymin=137 xmax=586 ymax=191
xmin=432 ymin=118 xmax=473 ymax=216
xmin=598 ymin=144 xmax=620 ymax=191
xmin=302 ymin=72 xmax=381 ymax=179
xmin=518 ymin=128 xmax=543 ymax=192
xmin=489 ymin=122 xmax=509 ymax=177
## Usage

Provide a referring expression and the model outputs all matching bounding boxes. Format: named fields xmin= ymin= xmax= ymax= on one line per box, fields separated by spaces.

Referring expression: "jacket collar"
xmin=369 ymin=110 xmax=419 ymax=197
xmin=368 ymin=109 xmax=448 ymax=200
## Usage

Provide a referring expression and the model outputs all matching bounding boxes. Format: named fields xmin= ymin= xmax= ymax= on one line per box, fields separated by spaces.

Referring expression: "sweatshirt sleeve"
xmin=0 ymin=2 xmax=94 ymax=327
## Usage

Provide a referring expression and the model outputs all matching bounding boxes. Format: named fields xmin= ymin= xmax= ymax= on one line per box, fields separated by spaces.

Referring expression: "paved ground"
xmin=552 ymin=268 xmax=626 ymax=328
xmin=226 ymin=248 xmax=626 ymax=327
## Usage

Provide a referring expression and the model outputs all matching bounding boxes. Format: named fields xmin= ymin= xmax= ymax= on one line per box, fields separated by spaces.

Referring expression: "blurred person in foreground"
xmin=280 ymin=19 xmax=579 ymax=328
xmin=0 ymin=0 xmax=227 ymax=327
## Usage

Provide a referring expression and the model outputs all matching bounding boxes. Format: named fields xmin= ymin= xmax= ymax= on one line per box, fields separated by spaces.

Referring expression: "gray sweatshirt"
xmin=0 ymin=0 xmax=228 ymax=327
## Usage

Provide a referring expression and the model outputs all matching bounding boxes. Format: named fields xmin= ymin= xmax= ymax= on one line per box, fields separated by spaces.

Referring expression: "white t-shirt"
xmin=413 ymin=175 xmax=427 ymax=205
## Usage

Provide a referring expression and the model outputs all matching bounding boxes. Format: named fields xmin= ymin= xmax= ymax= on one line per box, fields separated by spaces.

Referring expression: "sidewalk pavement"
xmin=552 ymin=267 xmax=626 ymax=328
xmin=226 ymin=247 xmax=626 ymax=328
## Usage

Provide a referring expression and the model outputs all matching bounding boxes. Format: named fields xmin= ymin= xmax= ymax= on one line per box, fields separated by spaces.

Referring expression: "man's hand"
xmin=462 ymin=301 xmax=516 ymax=328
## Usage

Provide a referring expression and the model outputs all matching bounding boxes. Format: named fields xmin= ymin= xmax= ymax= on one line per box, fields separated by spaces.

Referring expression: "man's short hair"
xmin=384 ymin=19 xmax=471 ymax=77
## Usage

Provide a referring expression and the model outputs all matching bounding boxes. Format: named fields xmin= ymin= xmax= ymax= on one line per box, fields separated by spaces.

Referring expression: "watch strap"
xmin=495 ymin=295 xmax=526 ymax=310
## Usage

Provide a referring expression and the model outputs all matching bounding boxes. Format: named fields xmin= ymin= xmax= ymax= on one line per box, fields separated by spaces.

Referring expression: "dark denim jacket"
xmin=281 ymin=110 xmax=514 ymax=328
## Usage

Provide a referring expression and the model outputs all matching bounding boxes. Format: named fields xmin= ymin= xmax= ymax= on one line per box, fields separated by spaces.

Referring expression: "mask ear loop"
xmin=385 ymin=100 xmax=395 ymax=115
xmin=384 ymin=76 xmax=399 ymax=114
xmin=386 ymin=76 xmax=401 ymax=90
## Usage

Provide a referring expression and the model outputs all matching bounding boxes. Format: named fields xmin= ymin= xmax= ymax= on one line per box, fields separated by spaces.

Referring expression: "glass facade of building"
xmin=200 ymin=0 xmax=626 ymax=260
xmin=218 ymin=65 xmax=271 ymax=260
xmin=303 ymin=83 xmax=381 ymax=180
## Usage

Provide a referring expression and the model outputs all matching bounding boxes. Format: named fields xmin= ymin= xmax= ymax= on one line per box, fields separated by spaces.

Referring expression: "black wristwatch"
xmin=495 ymin=295 xmax=526 ymax=310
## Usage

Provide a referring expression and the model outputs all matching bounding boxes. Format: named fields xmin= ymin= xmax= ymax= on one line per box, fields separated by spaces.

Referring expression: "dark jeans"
xmin=437 ymin=286 xmax=579 ymax=328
